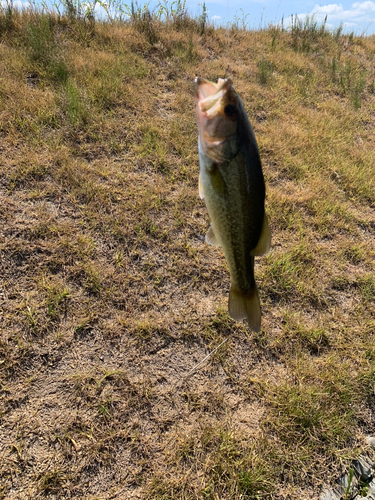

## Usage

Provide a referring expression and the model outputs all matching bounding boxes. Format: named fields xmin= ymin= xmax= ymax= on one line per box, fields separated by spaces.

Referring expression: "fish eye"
xmin=224 ymin=104 xmax=236 ymax=117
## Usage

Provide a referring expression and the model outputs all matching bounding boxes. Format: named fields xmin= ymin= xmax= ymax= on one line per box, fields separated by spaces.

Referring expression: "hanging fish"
xmin=195 ymin=77 xmax=271 ymax=331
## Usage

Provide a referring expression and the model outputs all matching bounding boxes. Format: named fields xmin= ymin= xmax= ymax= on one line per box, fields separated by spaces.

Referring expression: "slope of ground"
xmin=0 ymin=9 xmax=374 ymax=499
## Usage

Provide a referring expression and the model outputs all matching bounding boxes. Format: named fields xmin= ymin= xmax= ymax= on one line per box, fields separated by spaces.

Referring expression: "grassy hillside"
xmin=0 ymin=5 xmax=374 ymax=499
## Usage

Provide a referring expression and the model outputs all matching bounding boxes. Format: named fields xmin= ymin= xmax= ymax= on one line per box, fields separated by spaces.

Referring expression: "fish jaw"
xmin=195 ymin=77 xmax=239 ymax=162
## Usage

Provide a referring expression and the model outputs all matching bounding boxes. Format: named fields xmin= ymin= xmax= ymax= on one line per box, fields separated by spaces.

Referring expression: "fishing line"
xmin=224 ymin=0 xmax=230 ymax=79
xmin=225 ymin=0 xmax=230 ymax=47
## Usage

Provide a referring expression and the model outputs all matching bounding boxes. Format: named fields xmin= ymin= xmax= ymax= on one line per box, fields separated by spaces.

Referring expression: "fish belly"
xmin=200 ymin=153 xmax=257 ymax=289
xmin=199 ymin=148 xmax=263 ymax=331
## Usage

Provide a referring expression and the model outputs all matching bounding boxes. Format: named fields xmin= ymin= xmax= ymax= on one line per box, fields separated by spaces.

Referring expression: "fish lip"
xmin=195 ymin=78 xmax=235 ymax=122
xmin=195 ymin=77 xmax=233 ymax=103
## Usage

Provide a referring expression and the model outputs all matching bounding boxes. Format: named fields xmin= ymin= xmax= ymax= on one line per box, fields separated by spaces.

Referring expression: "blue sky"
xmin=6 ymin=0 xmax=375 ymax=34
xmin=187 ymin=0 xmax=375 ymax=34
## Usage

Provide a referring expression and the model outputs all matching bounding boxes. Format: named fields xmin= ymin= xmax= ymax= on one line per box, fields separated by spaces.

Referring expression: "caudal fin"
xmin=228 ymin=286 xmax=261 ymax=332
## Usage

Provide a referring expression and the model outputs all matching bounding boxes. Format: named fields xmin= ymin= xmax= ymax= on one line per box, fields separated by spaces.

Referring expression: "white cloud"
xmin=352 ymin=1 xmax=375 ymax=11
xmin=310 ymin=1 xmax=375 ymax=23
xmin=281 ymin=1 xmax=375 ymax=31
xmin=211 ymin=15 xmax=221 ymax=20
xmin=13 ymin=0 xmax=28 ymax=8
xmin=1 ymin=0 xmax=28 ymax=8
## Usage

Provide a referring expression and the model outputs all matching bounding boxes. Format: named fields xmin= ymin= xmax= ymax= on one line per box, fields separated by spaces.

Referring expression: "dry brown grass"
xmin=0 ymin=8 xmax=374 ymax=499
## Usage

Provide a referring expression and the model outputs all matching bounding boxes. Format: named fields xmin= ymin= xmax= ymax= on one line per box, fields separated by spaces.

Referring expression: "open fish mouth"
xmin=195 ymin=77 xmax=234 ymax=117
xmin=195 ymin=77 xmax=239 ymax=160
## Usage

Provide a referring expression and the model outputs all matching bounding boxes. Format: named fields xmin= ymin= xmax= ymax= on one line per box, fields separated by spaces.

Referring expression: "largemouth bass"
xmin=195 ymin=77 xmax=271 ymax=331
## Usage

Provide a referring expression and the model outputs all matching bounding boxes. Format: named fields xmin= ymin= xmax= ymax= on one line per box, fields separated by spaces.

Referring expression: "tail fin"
xmin=228 ymin=285 xmax=261 ymax=332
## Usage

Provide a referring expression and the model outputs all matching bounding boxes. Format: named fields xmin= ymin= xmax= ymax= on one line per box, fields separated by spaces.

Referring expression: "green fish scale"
xmin=201 ymin=149 xmax=264 ymax=293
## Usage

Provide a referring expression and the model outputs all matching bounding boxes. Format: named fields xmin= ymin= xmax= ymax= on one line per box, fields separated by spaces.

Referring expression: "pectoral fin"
xmin=250 ymin=213 xmax=271 ymax=256
xmin=205 ymin=225 xmax=220 ymax=246
xmin=199 ymin=174 xmax=204 ymax=199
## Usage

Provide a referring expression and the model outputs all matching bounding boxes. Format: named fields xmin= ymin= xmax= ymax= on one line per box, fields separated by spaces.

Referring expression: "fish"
xmin=195 ymin=77 xmax=271 ymax=331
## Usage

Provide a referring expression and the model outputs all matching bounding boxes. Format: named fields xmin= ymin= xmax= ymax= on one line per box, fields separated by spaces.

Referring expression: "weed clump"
xmin=290 ymin=14 xmax=329 ymax=52
xmin=257 ymin=58 xmax=275 ymax=85
xmin=0 ymin=0 xmax=15 ymax=35
xmin=24 ymin=14 xmax=64 ymax=80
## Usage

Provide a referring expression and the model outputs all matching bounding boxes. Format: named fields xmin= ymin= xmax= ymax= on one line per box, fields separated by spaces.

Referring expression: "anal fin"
xmin=250 ymin=213 xmax=271 ymax=256
xmin=205 ymin=225 xmax=220 ymax=246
